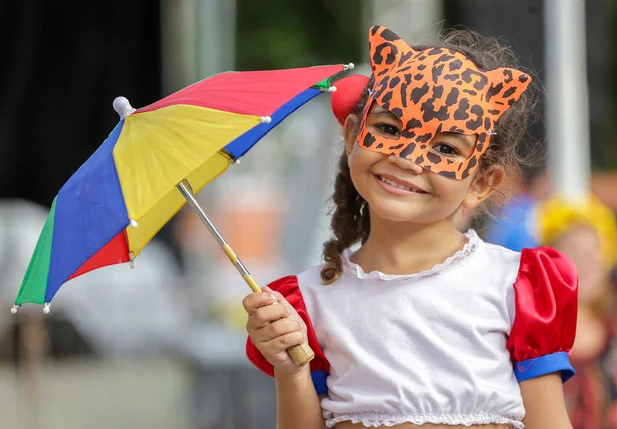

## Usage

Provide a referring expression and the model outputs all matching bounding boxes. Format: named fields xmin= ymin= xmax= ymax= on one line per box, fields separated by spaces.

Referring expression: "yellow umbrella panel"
xmin=114 ymin=104 xmax=258 ymax=257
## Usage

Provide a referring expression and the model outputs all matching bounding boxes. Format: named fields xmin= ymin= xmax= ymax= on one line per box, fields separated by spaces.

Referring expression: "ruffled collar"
xmin=341 ymin=229 xmax=480 ymax=281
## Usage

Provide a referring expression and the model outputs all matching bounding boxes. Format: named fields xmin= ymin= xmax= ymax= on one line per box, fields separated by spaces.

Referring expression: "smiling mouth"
xmin=376 ymin=174 xmax=430 ymax=195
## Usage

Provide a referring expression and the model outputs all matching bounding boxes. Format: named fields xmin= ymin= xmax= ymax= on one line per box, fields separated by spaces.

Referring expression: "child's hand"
xmin=243 ymin=286 xmax=308 ymax=376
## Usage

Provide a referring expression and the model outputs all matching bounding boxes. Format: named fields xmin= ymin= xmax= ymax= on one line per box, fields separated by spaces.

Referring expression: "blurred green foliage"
xmin=236 ymin=0 xmax=365 ymax=70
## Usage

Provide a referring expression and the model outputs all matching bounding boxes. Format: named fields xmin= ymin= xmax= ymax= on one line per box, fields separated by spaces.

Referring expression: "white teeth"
xmin=378 ymin=175 xmax=421 ymax=193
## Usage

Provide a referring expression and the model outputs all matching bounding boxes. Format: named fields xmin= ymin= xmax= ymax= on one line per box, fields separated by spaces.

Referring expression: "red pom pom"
xmin=331 ymin=74 xmax=370 ymax=126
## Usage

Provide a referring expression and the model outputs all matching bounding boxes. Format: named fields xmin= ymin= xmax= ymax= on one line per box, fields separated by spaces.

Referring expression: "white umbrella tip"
xmin=113 ymin=96 xmax=136 ymax=119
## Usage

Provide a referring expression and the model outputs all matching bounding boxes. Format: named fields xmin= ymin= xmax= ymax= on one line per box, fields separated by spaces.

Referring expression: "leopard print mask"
xmin=358 ymin=26 xmax=532 ymax=180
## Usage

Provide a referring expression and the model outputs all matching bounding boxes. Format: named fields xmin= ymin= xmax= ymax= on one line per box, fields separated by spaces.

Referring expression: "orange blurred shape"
xmin=175 ymin=183 xmax=286 ymax=263
xmin=214 ymin=194 xmax=284 ymax=261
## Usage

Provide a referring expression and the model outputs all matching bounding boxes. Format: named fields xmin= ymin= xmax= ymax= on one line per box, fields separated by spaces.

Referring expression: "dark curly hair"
xmin=320 ymin=28 xmax=541 ymax=285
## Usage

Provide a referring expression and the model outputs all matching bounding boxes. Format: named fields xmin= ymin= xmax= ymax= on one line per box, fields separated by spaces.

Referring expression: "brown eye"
xmin=376 ymin=123 xmax=400 ymax=137
xmin=434 ymin=143 xmax=459 ymax=155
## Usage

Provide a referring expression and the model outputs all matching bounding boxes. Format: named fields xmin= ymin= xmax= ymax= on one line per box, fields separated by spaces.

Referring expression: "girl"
xmin=243 ymin=26 xmax=578 ymax=429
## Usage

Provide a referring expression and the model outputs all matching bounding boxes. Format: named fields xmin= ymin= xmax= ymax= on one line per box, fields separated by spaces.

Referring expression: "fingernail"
xmin=286 ymin=306 xmax=291 ymax=314
xmin=270 ymin=294 xmax=278 ymax=302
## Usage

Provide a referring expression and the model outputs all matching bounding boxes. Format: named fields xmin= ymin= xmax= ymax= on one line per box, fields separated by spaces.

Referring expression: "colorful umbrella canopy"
xmin=13 ymin=64 xmax=351 ymax=314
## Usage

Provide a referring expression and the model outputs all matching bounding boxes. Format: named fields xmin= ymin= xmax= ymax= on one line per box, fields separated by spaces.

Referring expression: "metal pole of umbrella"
xmin=176 ymin=179 xmax=314 ymax=367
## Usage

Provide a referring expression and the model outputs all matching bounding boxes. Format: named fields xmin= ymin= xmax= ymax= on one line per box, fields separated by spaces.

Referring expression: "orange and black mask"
xmin=358 ymin=26 xmax=532 ymax=180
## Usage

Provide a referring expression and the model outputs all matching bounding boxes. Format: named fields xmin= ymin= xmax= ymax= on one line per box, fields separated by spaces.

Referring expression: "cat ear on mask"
xmin=368 ymin=25 xmax=415 ymax=77
xmin=483 ymin=68 xmax=532 ymax=119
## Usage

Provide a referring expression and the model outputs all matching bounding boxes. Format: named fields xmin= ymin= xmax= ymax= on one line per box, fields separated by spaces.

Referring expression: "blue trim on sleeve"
xmin=311 ymin=370 xmax=328 ymax=395
xmin=514 ymin=351 xmax=575 ymax=383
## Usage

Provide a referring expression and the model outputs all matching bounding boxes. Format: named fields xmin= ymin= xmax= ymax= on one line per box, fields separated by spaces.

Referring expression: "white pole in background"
xmin=160 ymin=0 xmax=236 ymax=90
xmin=368 ymin=0 xmax=443 ymax=44
xmin=159 ymin=0 xmax=198 ymax=92
xmin=544 ymin=0 xmax=591 ymax=203
xmin=158 ymin=0 xmax=237 ymax=303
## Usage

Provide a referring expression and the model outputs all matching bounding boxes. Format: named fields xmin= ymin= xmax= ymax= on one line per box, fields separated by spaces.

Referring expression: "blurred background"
xmin=1 ymin=0 xmax=616 ymax=428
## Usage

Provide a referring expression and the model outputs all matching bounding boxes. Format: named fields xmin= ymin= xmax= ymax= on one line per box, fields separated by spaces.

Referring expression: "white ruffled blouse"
xmin=246 ymin=230 xmax=578 ymax=428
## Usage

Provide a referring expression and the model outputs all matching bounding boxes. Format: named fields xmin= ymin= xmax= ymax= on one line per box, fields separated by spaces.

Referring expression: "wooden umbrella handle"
xmin=287 ymin=342 xmax=315 ymax=367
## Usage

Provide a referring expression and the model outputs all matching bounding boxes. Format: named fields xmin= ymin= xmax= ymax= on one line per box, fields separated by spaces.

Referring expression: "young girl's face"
xmin=344 ymin=103 xmax=497 ymax=224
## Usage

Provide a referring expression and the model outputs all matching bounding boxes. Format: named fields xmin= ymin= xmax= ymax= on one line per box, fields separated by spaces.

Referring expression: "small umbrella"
xmin=12 ymin=63 xmax=354 ymax=367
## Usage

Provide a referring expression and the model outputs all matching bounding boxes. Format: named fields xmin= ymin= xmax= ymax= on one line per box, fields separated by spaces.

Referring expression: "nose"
xmin=388 ymin=155 xmax=423 ymax=174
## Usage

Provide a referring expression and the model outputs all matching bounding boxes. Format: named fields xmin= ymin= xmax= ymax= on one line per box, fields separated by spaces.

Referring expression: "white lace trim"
xmin=341 ymin=229 xmax=480 ymax=281
xmin=325 ymin=411 xmax=523 ymax=428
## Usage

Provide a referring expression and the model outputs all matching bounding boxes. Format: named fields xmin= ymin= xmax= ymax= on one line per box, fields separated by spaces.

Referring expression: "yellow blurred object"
xmin=537 ymin=193 xmax=617 ymax=267
xmin=210 ymin=301 xmax=250 ymax=332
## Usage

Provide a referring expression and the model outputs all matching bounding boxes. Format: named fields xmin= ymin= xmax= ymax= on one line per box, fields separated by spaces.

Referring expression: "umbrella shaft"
xmin=176 ymin=180 xmax=260 ymax=292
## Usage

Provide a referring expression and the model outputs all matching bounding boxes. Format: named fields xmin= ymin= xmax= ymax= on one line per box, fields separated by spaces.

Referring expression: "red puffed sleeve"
xmin=246 ymin=275 xmax=330 ymax=394
xmin=506 ymin=247 xmax=578 ymax=383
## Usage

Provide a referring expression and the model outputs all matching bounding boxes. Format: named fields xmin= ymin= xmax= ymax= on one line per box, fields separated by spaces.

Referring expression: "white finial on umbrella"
xmin=43 ymin=303 xmax=51 ymax=314
xmin=10 ymin=305 xmax=18 ymax=314
xmin=113 ymin=96 xmax=137 ymax=119
xmin=129 ymin=219 xmax=139 ymax=228
xmin=344 ymin=63 xmax=355 ymax=71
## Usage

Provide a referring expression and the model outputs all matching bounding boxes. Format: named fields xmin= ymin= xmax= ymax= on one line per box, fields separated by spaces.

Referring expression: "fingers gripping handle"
xmin=224 ymin=244 xmax=315 ymax=366
xmin=244 ymin=273 xmax=315 ymax=367
xmin=222 ymin=236 xmax=314 ymax=366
